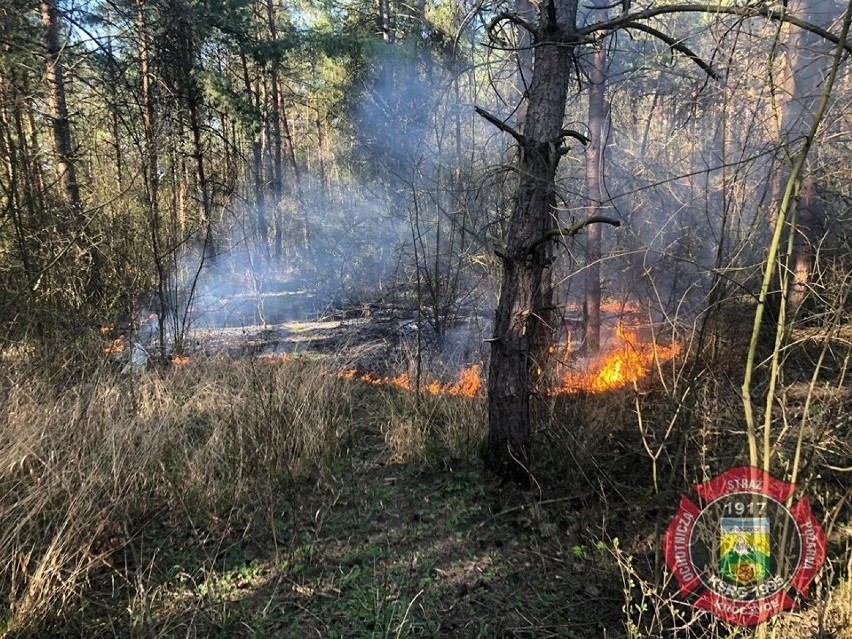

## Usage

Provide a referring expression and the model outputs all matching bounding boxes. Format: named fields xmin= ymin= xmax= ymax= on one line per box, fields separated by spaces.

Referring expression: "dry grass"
xmin=0 ymin=333 xmax=849 ymax=638
xmin=0 ymin=352 xmax=359 ymax=635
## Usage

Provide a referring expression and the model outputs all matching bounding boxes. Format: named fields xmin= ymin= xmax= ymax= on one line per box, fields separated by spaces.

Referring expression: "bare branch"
xmin=525 ymin=216 xmax=621 ymax=253
xmin=560 ymin=128 xmax=590 ymax=145
xmin=579 ymin=4 xmax=852 ymax=55
xmin=624 ymin=22 xmax=720 ymax=79
xmin=487 ymin=11 xmax=537 ymax=44
xmin=475 ymin=106 xmax=526 ymax=146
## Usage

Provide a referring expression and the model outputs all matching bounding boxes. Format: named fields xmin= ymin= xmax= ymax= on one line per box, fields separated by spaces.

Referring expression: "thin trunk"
xmin=40 ymin=0 xmax=82 ymax=219
xmin=25 ymin=99 xmax=47 ymax=204
xmin=241 ymin=53 xmax=268 ymax=258
xmin=136 ymin=0 xmax=167 ymax=357
xmin=106 ymin=40 xmax=123 ymax=191
xmin=280 ymin=95 xmax=310 ymax=250
xmin=187 ymin=96 xmax=213 ymax=256
xmin=41 ymin=0 xmax=101 ymax=299
xmin=584 ymin=31 xmax=607 ymax=354
xmin=783 ymin=0 xmax=831 ymax=316
xmin=14 ymin=90 xmax=44 ymax=236
xmin=378 ymin=0 xmax=393 ymax=42
xmin=265 ymin=0 xmax=284 ymax=259
xmin=315 ymin=107 xmax=329 ymax=200
xmin=0 ymin=79 xmax=37 ymax=299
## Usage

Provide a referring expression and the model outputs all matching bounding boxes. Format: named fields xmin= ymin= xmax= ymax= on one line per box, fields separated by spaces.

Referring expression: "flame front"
xmin=104 ymin=336 xmax=126 ymax=355
xmin=339 ymin=364 xmax=482 ymax=397
xmin=269 ymin=320 xmax=675 ymax=397
xmin=555 ymin=322 xmax=679 ymax=394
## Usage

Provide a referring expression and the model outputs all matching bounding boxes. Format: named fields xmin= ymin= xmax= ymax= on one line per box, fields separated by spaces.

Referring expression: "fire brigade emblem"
xmin=663 ymin=467 xmax=826 ymax=625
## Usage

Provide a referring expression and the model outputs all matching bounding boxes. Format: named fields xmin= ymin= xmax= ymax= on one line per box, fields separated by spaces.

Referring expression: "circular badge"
xmin=663 ymin=467 xmax=826 ymax=625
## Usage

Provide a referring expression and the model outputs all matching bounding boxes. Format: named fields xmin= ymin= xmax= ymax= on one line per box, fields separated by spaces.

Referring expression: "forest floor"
xmin=97 ymin=440 xmax=634 ymax=638
xmin=70 ymin=377 xmax=852 ymax=639
xmin=1 ymin=327 xmax=851 ymax=638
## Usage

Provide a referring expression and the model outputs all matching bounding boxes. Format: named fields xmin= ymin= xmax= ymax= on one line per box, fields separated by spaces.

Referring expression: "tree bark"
xmin=584 ymin=28 xmax=607 ymax=354
xmin=136 ymin=0 xmax=168 ymax=357
xmin=40 ymin=0 xmax=81 ymax=219
xmin=485 ymin=0 xmax=579 ymax=485
xmin=784 ymin=0 xmax=831 ymax=317
xmin=513 ymin=0 xmax=535 ymax=128
xmin=240 ymin=52 xmax=268 ymax=259
xmin=41 ymin=0 xmax=101 ymax=299
xmin=378 ymin=0 xmax=393 ymax=42
xmin=265 ymin=0 xmax=285 ymax=260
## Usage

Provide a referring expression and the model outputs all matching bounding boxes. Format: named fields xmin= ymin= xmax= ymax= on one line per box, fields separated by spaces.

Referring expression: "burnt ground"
xmin=126 ymin=296 xmax=491 ymax=379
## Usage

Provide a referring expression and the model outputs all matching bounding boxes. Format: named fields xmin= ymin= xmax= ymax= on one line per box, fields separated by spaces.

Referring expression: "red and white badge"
xmin=664 ymin=467 xmax=826 ymax=625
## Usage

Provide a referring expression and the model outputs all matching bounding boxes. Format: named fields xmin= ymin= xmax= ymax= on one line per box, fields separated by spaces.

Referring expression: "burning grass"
xmin=339 ymin=363 xmax=483 ymax=398
xmin=554 ymin=322 xmax=681 ymax=394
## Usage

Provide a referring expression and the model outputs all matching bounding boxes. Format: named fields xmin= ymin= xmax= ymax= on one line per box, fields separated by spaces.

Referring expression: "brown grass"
xmin=0 ymin=353 xmax=358 ymax=635
xmin=0 ymin=334 xmax=849 ymax=638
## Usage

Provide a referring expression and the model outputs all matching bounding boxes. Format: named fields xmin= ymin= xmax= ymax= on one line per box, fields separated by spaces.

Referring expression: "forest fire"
xmin=103 ymin=336 xmax=126 ymax=355
xmin=340 ymin=364 xmax=483 ymax=397
xmin=553 ymin=322 xmax=680 ymax=394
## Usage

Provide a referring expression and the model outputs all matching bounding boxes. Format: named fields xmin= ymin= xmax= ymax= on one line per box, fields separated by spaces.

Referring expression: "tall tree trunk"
xmin=106 ymin=40 xmax=123 ymax=192
xmin=41 ymin=0 xmax=100 ymax=299
xmin=40 ymin=0 xmax=81 ymax=219
xmin=280 ymin=93 xmax=309 ymax=250
xmin=241 ymin=52 xmax=268 ymax=259
xmin=783 ymin=0 xmax=832 ymax=316
xmin=265 ymin=0 xmax=285 ymax=260
xmin=187 ymin=97 xmax=213 ymax=230
xmin=0 ymin=77 xmax=38 ymax=306
xmin=314 ymin=107 xmax=330 ymax=200
xmin=584 ymin=24 xmax=608 ymax=354
xmin=136 ymin=0 xmax=167 ymax=356
xmin=485 ymin=0 xmax=579 ymax=485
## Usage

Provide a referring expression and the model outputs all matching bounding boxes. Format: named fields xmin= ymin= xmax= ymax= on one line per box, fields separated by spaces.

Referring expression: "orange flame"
xmin=339 ymin=364 xmax=482 ymax=398
xmin=104 ymin=336 xmax=126 ymax=354
xmin=446 ymin=364 xmax=482 ymax=397
xmin=554 ymin=322 xmax=679 ymax=394
xmin=261 ymin=351 xmax=290 ymax=363
xmin=171 ymin=354 xmax=190 ymax=366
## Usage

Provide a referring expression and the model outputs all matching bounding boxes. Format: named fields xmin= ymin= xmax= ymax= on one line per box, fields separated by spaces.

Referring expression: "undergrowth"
xmin=0 ymin=338 xmax=849 ymax=638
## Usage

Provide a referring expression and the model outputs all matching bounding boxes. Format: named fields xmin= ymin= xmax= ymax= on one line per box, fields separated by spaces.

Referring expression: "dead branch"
xmin=487 ymin=11 xmax=538 ymax=45
xmin=582 ymin=0 xmax=625 ymax=11
xmin=560 ymin=128 xmax=590 ymax=145
xmin=578 ymin=4 xmax=852 ymax=56
xmin=525 ymin=216 xmax=621 ymax=254
xmin=623 ymin=22 xmax=720 ymax=79
xmin=475 ymin=106 xmax=526 ymax=146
